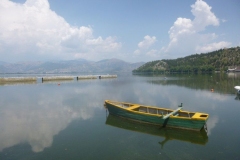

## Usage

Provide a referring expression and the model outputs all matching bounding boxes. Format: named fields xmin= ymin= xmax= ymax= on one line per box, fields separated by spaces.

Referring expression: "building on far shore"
xmin=227 ymin=66 xmax=240 ymax=72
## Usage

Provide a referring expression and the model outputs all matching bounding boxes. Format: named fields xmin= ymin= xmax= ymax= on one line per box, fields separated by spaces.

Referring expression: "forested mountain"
xmin=133 ymin=47 xmax=240 ymax=73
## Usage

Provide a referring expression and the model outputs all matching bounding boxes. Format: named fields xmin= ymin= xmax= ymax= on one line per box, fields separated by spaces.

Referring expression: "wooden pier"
xmin=0 ymin=75 xmax=117 ymax=84
xmin=42 ymin=76 xmax=74 ymax=82
xmin=77 ymin=75 xmax=98 ymax=80
xmin=98 ymin=75 xmax=117 ymax=79
xmin=0 ymin=77 xmax=37 ymax=83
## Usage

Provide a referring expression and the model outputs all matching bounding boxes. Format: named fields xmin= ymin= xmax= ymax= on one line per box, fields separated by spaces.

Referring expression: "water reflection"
xmin=227 ymin=72 xmax=240 ymax=78
xmin=0 ymin=73 xmax=239 ymax=159
xmin=0 ymin=84 xmax=100 ymax=153
xmin=105 ymin=114 xmax=208 ymax=148
xmin=206 ymin=116 xmax=219 ymax=135
xmin=235 ymin=94 xmax=240 ymax=100
xmin=140 ymin=73 xmax=240 ymax=95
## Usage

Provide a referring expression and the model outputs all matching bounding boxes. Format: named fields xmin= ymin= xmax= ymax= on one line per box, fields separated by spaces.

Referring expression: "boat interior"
xmin=109 ymin=101 xmax=195 ymax=118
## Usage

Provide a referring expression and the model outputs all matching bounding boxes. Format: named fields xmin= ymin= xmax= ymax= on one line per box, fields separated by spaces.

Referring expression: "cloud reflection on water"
xmin=0 ymin=75 xmax=229 ymax=153
xmin=206 ymin=115 xmax=219 ymax=136
xmin=0 ymin=84 xmax=100 ymax=153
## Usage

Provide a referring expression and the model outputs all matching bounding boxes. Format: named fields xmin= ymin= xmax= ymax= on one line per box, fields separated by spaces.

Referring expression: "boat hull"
xmin=105 ymin=101 xmax=208 ymax=131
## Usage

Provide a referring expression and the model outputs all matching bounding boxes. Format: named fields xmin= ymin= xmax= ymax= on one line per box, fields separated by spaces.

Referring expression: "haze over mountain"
xmin=0 ymin=59 xmax=144 ymax=73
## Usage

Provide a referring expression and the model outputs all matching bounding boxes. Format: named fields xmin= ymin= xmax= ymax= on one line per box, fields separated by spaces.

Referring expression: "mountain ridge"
xmin=0 ymin=58 xmax=144 ymax=73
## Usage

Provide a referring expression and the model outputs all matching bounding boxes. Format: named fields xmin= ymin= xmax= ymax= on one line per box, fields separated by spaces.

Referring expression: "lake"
xmin=0 ymin=73 xmax=240 ymax=160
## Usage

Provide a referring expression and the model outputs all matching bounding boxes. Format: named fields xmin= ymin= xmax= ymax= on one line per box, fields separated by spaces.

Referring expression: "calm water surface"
xmin=0 ymin=73 xmax=240 ymax=160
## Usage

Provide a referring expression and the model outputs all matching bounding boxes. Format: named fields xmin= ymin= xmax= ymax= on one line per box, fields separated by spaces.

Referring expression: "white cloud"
xmin=0 ymin=0 xmax=121 ymax=62
xmin=133 ymin=35 xmax=158 ymax=59
xmin=165 ymin=0 xmax=231 ymax=57
xmin=196 ymin=41 xmax=231 ymax=53
xmin=168 ymin=18 xmax=194 ymax=41
xmin=191 ymin=0 xmax=219 ymax=31
xmin=133 ymin=49 xmax=141 ymax=55
xmin=146 ymin=49 xmax=158 ymax=57
xmin=138 ymin=35 xmax=156 ymax=49
xmin=221 ymin=19 xmax=227 ymax=23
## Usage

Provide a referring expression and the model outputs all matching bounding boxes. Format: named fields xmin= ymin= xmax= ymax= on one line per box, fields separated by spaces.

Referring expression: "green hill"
xmin=133 ymin=47 xmax=240 ymax=73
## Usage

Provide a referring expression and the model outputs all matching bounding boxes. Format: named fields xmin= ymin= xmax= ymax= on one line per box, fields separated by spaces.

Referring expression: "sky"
xmin=0 ymin=0 xmax=239 ymax=63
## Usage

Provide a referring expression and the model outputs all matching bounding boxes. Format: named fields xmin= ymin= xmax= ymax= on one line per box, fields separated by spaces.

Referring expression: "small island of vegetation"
xmin=133 ymin=47 xmax=240 ymax=73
